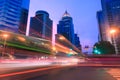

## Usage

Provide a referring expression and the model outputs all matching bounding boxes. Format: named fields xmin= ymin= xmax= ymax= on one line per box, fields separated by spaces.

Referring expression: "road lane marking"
xmin=0 ymin=66 xmax=61 ymax=78
xmin=105 ymin=68 xmax=120 ymax=80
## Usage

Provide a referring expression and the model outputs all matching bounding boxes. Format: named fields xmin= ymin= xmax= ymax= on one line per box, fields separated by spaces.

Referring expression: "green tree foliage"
xmin=93 ymin=41 xmax=115 ymax=55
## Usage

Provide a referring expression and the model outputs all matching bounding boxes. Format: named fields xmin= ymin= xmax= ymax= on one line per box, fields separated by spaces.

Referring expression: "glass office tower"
xmin=100 ymin=0 xmax=120 ymax=54
xmin=0 ymin=0 xmax=30 ymax=33
xmin=57 ymin=11 xmax=75 ymax=44
xmin=29 ymin=10 xmax=53 ymax=40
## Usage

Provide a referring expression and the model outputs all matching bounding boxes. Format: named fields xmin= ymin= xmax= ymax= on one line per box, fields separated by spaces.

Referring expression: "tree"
xmin=93 ymin=41 xmax=115 ymax=55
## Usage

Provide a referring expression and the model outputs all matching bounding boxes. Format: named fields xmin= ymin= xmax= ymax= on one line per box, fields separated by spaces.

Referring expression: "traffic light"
xmin=93 ymin=49 xmax=101 ymax=55
xmin=67 ymin=51 xmax=73 ymax=57
xmin=94 ymin=49 xmax=98 ymax=53
xmin=97 ymin=51 xmax=101 ymax=54
xmin=67 ymin=54 xmax=72 ymax=57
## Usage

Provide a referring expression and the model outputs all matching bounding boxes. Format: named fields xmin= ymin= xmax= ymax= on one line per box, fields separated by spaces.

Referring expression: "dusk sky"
xmin=28 ymin=0 xmax=102 ymax=50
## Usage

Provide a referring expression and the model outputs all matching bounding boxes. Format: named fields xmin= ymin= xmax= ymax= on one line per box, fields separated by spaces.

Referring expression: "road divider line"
xmin=0 ymin=66 xmax=61 ymax=78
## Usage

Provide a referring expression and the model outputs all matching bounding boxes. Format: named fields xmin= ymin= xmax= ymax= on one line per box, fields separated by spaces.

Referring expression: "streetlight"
xmin=110 ymin=29 xmax=116 ymax=34
xmin=110 ymin=29 xmax=118 ymax=55
xmin=52 ymin=46 xmax=58 ymax=54
xmin=2 ymin=34 xmax=8 ymax=57
xmin=52 ymin=46 xmax=56 ymax=51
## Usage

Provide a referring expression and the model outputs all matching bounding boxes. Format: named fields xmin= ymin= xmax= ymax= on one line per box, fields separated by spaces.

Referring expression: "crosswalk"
xmin=105 ymin=68 xmax=120 ymax=80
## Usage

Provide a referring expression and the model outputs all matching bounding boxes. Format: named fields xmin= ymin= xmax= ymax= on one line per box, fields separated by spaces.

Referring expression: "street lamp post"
xmin=2 ymin=34 xmax=8 ymax=57
xmin=110 ymin=29 xmax=118 ymax=55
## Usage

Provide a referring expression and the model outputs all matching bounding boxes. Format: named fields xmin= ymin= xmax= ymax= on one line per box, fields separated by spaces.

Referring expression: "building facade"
xmin=99 ymin=0 xmax=120 ymax=54
xmin=57 ymin=11 xmax=75 ymax=44
xmin=97 ymin=11 xmax=108 ymax=41
xmin=19 ymin=0 xmax=30 ymax=34
xmin=29 ymin=10 xmax=53 ymax=40
xmin=74 ymin=34 xmax=81 ymax=51
xmin=101 ymin=0 xmax=120 ymax=28
xmin=0 ymin=0 xmax=30 ymax=33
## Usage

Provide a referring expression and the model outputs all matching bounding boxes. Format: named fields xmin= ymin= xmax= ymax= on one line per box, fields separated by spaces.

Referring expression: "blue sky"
xmin=28 ymin=0 xmax=102 ymax=50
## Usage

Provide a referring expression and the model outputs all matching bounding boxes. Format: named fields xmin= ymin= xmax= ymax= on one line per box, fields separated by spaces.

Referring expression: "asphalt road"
xmin=1 ymin=64 xmax=120 ymax=80
xmin=1 ymin=58 xmax=120 ymax=80
xmin=27 ymin=66 xmax=120 ymax=80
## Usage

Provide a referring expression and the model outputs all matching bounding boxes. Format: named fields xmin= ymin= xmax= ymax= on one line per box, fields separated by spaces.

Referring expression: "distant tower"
xmin=74 ymin=34 xmax=81 ymax=50
xmin=57 ymin=11 xmax=75 ymax=44
xmin=29 ymin=10 xmax=53 ymax=40
xmin=0 ymin=0 xmax=30 ymax=33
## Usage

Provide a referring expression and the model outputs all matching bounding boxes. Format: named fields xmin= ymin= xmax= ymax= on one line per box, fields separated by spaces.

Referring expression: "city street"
xmin=29 ymin=66 xmax=120 ymax=80
xmin=0 ymin=61 xmax=120 ymax=80
xmin=1 ymin=0 xmax=120 ymax=80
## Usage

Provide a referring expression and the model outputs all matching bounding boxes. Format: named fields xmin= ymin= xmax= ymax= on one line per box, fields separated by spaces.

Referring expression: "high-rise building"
xmin=74 ymin=34 xmax=81 ymax=51
xmin=101 ymin=0 xmax=120 ymax=28
xmin=57 ymin=11 xmax=75 ymax=44
xmin=19 ymin=0 xmax=30 ymax=35
xmin=0 ymin=0 xmax=30 ymax=33
xmin=99 ymin=0 xmax=120 ymax=54
xmin=97 ymin=11 xmax=107 ymax=41
xmin=29 ymin=10 xmax=53 ymax=40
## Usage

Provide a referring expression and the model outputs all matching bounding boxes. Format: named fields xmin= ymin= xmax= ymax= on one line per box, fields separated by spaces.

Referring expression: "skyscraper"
xmin=101 ymin=0 xmax=120 ymax=28
xmin=99 ymin=0 xmax=120 ymax=54
xmin=19 ymin=0 xmax=30 ymax=35
xmin=57 ymin=11 xmax=75 ymax=44
xmin=74 ymin=34 xmax=81 ymax=51
xmin=97 ymin=11 xmax=107 ymax=41
xmin=0 ymin=0 xmax=30 ymax=33
xmin=29 ymin=10 xmax=53 ymax=40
